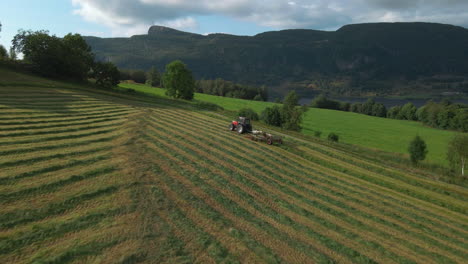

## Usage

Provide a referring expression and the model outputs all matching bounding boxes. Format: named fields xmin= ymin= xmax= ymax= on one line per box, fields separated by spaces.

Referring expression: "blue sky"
xmin=2 ymin=0 xmax=468 ymax=50
xmin=0 ymin=1 xmax=273 ymax=49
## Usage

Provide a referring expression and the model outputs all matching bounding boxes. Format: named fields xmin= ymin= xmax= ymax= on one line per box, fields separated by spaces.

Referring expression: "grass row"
xmin=153 ymin=107 xmax=464 ymax=260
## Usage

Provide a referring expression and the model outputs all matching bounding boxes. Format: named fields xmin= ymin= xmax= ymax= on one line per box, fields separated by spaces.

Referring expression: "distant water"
xmin=297 ymin=96 xmax=468 ymax=108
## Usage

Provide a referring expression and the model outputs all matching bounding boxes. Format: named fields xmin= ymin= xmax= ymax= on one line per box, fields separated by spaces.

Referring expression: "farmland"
xmin=119 ymin=83 xmax=460 ymax=166
xmin=0 ymin=68 xmax=467 ymax=263
xmin=0 ymin=69 xmax=468 ymax=263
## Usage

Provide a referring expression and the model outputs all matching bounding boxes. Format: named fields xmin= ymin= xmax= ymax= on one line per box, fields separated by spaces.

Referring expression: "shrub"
xmin=238 ymin=108 xmax=259 ymax=120
xmin=408 ymin=135 xmax=428 ymax=165
xmin=261 ymin=106 xmax=283 ymax=127
xmin=328 ymin=133 xmax=339 ymax=142
xmin=314 ymin=131 xmax=322 ymax=138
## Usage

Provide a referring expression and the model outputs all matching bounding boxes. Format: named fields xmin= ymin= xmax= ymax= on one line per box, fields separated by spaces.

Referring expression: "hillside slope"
xmin=1 ymin=70 xmax=467 ymax=263
xmin=85 ymin=22 xmax=468 ymax=96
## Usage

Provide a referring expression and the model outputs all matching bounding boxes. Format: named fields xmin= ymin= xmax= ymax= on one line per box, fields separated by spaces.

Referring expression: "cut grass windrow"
xmin=0 ymin=110 xmax=134 ymax=126
xmin=0 ymin=146 xmax=112 ymax=169
xmin=0 ymin=107 xmax=133 ymax=121
xmin=0 ymin=207 xmax=126 ymax=254
xmin=152 ymin=108 xmax=466 ymax=262
xmin=184 ymin=111 xmax=468 ymax=247
xmin=144 ymin=143 xmax=314 ymax=264
xmin=0 ymin=126 xmax=121 ymax=146
xmin=0 ymin=186 xmax=120 ymax=229
xmin=148 ymin=115 xmax=440 ymax=262
xmin=142 ymin=119 xmax=388 ymax=262
xmin=174 ymin=109 xmax=465 ymax=235
xmin=0 ymin=117 xmax=121 ymax=133
xmin=0 ymin=154 xmax=111 ymax=185
xmin=0 ymin=166 xmax=116 ymax=204
xmin=0 ymin=121 xmax=124 ymax=139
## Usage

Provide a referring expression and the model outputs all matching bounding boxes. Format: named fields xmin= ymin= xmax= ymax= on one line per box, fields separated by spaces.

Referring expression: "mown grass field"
xmin=1 ymin=69 xmax=467 ymax=263
xmin=119 ymin=83 xmax=460 ymax=166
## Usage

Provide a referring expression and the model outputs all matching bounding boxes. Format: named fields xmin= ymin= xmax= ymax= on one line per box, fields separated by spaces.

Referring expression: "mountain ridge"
xmin=84 ymin=22 xmax=468 ymax=97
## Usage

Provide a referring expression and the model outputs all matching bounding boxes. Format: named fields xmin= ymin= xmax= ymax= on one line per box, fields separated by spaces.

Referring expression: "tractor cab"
xmin=229 ymin=116 xmax=252 ymax=134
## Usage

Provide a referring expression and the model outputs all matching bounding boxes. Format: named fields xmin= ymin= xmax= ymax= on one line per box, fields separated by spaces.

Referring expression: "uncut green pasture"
xmin=119 ymin=83 xmax=458 ymax=166
xmin=119 ymin=83 xmax=276 ymax=113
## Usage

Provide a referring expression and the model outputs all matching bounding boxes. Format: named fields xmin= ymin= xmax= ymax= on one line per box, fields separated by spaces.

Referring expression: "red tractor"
xmin=229 ymin=117 xmax=252 ymax=134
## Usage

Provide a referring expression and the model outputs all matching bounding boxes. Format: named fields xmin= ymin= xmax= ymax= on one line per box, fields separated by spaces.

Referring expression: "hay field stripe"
xmin=0 ymin=117 xmax=122 ymax=132
xmin=149 ymin=113 xmax=460 ymax=262
xmin=0 ymin=108 xmax=134 ymax=121
xmin=0 ymin=120 xmax=124 ymax=139
xmin=157 ymin=110 xmax=468 ymax=250
xmin=0 ymin=153 xmax=111 ymax=184
xmin=0 ymin=110 xmax=135 ymax=126
xmin=143 ymin=124 xmax=393 ymax=263
xmin=178 ymin=110 xmax=468 ymax=230
xmin=143 ymin=138 xmax=316 ymax=264
xmin=145 ymin=116 xmax=401 ymax=262
xmin=0 ymin=126 xmax=122 ymax=146
xmin=151 ymin=112 xmax=468 ymax=260
xmin=0 ymin=186 xmax=120 ymax=231
xmin=0 ymin=132 xmax=120 ymax=156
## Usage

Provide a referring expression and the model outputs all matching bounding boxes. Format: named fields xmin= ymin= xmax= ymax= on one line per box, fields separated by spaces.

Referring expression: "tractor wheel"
xmin=267 ymin=138 xmax=273 ymax=145
xmin=238 ymin=125 xmax=244 ymax=134
xmin=229 ymin=124 xmax=235 ymax=131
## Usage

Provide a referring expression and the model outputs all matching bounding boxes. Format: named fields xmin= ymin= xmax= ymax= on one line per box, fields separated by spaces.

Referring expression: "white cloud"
xmin=71 ymin=0 xmax=468 ymax=36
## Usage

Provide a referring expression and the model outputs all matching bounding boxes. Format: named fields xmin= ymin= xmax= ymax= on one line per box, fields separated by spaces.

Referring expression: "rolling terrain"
xmin=119 ymin=83 xmax=459 ymax=166
xmin=1 ymin=69 xmax=468 ymax=263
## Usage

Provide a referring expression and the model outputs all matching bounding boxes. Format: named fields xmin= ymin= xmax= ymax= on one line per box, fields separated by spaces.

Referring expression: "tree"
xmin=146 ymin=66 xmax=161 ymax=87
xmin=238 ymin=108 xmax=259 ymax=121
xmin=131 ymin=70 xmax=146 ymax=84
xmin=447 ymin=134 xmax=468 ymax=176
xmin=162 ymin=60 xmax=195 ymax=100
xmin=408 ymin=135 xmax=428 ymax=165
xmin=372 ymin=103 xmax=387 ymax=117
xmin=261 ymin=106 xmax=283 ymax=127
xmin=92 ymin=61 xmax=120 ymax=88
xmin=362 ymin=98 xmax=376 ymax=115
xmin=282 ymin=91 xmax=305 ymax=131
xmin=400 ymin=102 xmax=417 ymax=120
xmin=9 ymin=47 xmax=17 ymax=61
xmin=0 ymin=45 xmax=7 ymax=60
xmin=12 ymin=30 xmax=93 ymax=80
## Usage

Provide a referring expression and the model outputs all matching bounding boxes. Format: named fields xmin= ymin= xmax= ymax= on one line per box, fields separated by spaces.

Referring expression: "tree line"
xmin=196 ymin=79 xmax=268 ymax=101
xmin=311 ymin=95 xmax=468 ymax=132
xmin=7 ymin=29 xmax=120 ymax=88
xmin=237 ymin=91 xmax=306 ymax=132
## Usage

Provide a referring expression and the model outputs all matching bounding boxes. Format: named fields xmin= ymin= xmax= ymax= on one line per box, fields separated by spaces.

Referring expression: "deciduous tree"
xmin=447 ymin=134 xmax=468 ymax=176
xmin=146 ymin=66 xmax=161 ymax=87
xmin=162 ymin=60 xmax=195 ymax=100
xmin=408 ymin=135 xmax=428 ymax=165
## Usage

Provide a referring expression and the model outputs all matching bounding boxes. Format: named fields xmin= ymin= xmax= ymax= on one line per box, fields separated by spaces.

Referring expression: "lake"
xmin=297 ymin=96 xmax=468 ymax=108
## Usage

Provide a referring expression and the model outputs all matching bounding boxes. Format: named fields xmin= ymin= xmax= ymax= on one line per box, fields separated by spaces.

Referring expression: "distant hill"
xmin=84 ymin=22 xmax=468 ymax=97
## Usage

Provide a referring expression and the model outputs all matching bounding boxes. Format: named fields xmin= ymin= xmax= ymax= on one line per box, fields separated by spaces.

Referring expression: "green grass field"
xmin=119 ymin=82 xmax=461 ymax=166
xmin=1 ymin=68 xmax=468 ymax=263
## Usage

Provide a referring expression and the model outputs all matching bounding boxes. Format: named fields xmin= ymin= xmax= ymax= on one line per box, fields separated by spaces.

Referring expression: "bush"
xmin=328 ymin=133 xmax=339 ymax=142
xmin=238 ymin=108 xmax=259 ymax=120
xmin=92 ymin=62 xmax=120 ymax=88
xmin=261 ymin=106 xmax=283 ymax=127
xmin=408 ymin=135 xmax=428 ymax=165
xmin=314 ymin=131 xmax=322 ymax=138
xmin=311 ymin=94 xmax=340 ymax=110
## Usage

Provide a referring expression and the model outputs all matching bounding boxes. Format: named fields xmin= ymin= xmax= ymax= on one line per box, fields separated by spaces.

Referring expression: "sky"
xmin=1 ymin=0 xmax=468 ymax=50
